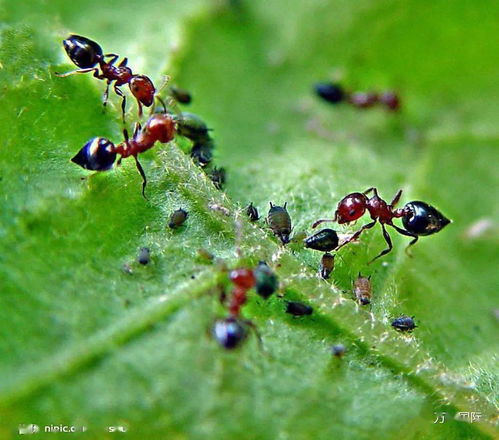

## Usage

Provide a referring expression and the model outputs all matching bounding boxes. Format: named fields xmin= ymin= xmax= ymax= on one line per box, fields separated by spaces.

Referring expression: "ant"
xmin=212 ymin=268 xmax=263 ymax=350
xmin=56 ymin=35 xmax=166 ymax=121
xmin=71 ymin=112 xmax=176 ymax=197
xmin=312 ymin=187 xmax=450 ymax=263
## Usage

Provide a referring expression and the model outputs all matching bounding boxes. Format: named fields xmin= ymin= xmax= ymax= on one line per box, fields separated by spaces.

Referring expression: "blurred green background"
xmin=0 ymin=0 xmax=497 ymax=438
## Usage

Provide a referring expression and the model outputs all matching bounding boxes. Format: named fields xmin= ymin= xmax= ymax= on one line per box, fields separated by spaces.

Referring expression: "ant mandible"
xmin=312 ymin=187 xmax=418 ymax=263
xmin=71 ymin=113 xmax=176 ymax=197
xmin=56 ymin=35 xmax=166 ymax=121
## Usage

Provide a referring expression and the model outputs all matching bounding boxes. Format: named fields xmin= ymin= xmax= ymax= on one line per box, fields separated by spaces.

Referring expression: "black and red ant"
xmin=312 ymin=188 xmax=450 ymax=263
xmin=56 ymin=35 xmax=166 ymax=121
xmin=71 ymin=112 xmax=176 ymax=197
xmin=212 ymin=267 xmax=266 ymax=350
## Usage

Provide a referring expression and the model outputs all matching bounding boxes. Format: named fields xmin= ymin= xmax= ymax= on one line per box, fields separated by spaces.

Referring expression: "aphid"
xmin=348 ymin=92 xmax=379 ymax=109
xmin=190 ymin=141 xmax=214 ymax=167
xmin=314 ymin=82 xmax=345 ymax=104
xmin=286 ymin=301 xmax=313 ymax=316
xmin=175 ymin=113 xmax=211 ymax=143
xmin=402 ymin=201 xmax=451 ymax=237
xmin=319 ymin=252 xmax=335 ymax=279
xmin=212 ymin=317 xmax=248 ymax=349
xmin=71 ymin=113 xmax=176 ymax=196
xmin=209 ymin=166 xmax=226 ymax=190
xmin=57 ymin=35 xmax=165 ymax=121
xmin=379 ymin=91 xmax=401 ymax=111
xmin=137 ymin=247 xmax=151 ymax=265
xmin=208 ymin=203 xmax=231 ymax=216
xmin=169 ymin=85 xmax=192 ymax=104
xmin=197 ymin=248 xmax=215 ymax=262
xmin=391 ymin=316 xmax=417 ymax=332
xmin=168 ymin=208 xmax=188 ymax=228
xmin=304 ymin=228 xmax=339 ymax=252
xmin=312 ymin=187 xmax=442 ymax=263
xmin=353 ymin=274 xmax=372 ymax=305
xmin=267 ymin=202 xmax=292 ymax=245
xmin=246 ymin=202 xmax=259 ymax=221
xmin=254 ymin=261 xmax=278 ymax=299
xmin=331 ymin=344 xmax=346 ymax=358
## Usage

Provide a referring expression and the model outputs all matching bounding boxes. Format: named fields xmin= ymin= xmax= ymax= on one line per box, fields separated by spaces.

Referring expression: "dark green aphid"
xmin=267 ymin=202 xmax=292 ymax=245
xmin=391 ymin=316 xmax=417 ymax=332
xmin=331 ymin=344 xmax=346 ymax=358
xmin=190 ymin=141 xmax=214 ymax=167
xmin=209 ymin=166 xmax=226 ymax=190
xmin=168 ymin=208 xmax=188 ymax=228
xmin=246 ymin=202 xmax=259 ymax=221
xmin=286 ymin=301 xmax=313 ymax=316
xmin=169 ymin=85 xmax=192 ymax=104
xmin=254 ymin=261 xmax=278 ymax=299
xmin=402 ymin=201 xmax=451 ymax=236
xmin=137 ymin=247 xmax=151 ymax=265
xmin=319 ymin=252 xmax=335 ymax=279
xmin=176 ymin=112 xmax=211 ymax=143
xmin=304 ymin=228 xmax=339 ymax=252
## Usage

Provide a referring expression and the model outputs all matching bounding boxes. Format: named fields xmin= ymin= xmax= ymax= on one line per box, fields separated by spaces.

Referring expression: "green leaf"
xmin=0 ymin=1 xmax=497 ymax=439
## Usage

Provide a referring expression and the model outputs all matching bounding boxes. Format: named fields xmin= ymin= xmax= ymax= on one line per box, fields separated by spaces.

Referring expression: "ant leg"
xmin=389 ymin=223 xmax=419 ymax=257
xmin=103 ymin=54 xmax=119 ymax=65
xmin=363 ymin=187 xmax=378 ymax=197
xmin=312 ymin=218 xmax=335 ymax=229
xmin=244 ymin=320 xmax=265 ymax=353
xmin=118 ymin=57 xmax=128 ymax=67
xmin=54 ymin=67 xmax=98 ymax=77
xmin=390 ymin=189 xmax=403 ymax=207
xmin=368 ymin=223 xmax=393 ymax=264
xmin=113 ymin=86 xmax=126 ymax=122
xmin=156 ymin=95 xmax=167 ymax=113
xmin=137 ymin=100 xmax=143 ymax=117
xmin=337 ymin=220 xmax=377 ymax=250
xmin=123 ymin=128 xmax=129 ymax=142
xmin=102 ymin=81 xmax=111 ymax=110
xmin=132 ymin=122 xmax=142 ymax=138
xmin=134 ymin=156 xmax=148 ymax=199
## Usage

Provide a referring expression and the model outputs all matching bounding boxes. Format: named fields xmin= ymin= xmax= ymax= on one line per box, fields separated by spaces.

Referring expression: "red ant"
xmin=312 ymin=187 xmax=418 ymax=263
xmin=212 ymin=268 xmax=263 ymax=350
xmin=71 ymin=113 xmax=176 ymax=197
xmin=56 ymin=35 xmax=166 ymax=121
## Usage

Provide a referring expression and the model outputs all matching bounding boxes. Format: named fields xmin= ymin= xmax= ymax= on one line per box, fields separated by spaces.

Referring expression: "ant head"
xmin=63 ymin=35 xmax=103 ymax=68
xmin=402 ymin=201 xmax=451 ymax=236
xmin=71 ymin=137 xmax=116 ymax=171
xmin=335 ymin=192 xmax=368 ymax=223
xmin=129 ymin=75 xmax=155 ymax=106
xmin=144 ymin=113 xmax=176 ymax=143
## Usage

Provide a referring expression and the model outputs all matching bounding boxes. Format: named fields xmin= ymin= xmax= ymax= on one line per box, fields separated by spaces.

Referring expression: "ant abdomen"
xmin=62 ymin=35 xmax=102 ymax=68
xmin=71 ymin=137 xmax=117 ymax=171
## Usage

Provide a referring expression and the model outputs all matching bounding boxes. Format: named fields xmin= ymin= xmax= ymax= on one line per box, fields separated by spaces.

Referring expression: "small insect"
xmin=314 ymin=82 xmax=345 ymax=104
xmin=208 ymin=203 xmax=231 ymax=216
xmin=175 ymin=112 xmax=211 ymax=143
xmin=246 ymin=202 xmax=260 ymax=221
xmin=197 ymin=248 xmax=215 ymax=262
xmin=137 ymin=247 xmax=151 ymax=265
xmin=402 ymin=201 xmax=451 ymax=237
xmin=391 ymin=316 xmax=417 ymax=332
xmin=57 ymin=35 xmax=165 ymax=121
xmin=379 ymin=91 xmax=401 ymax=111
xmin=286 ymin=301 xmax=313 ymax=316
xmin=169 ymin=85 xmax=192 ymax=104
xmin=331 ymin=344 xmax=346 ymax=358
xmin=190 ymin=141 xmax=214 ymax=167
xmin=319 ymin=252 xmax=335 ymax=279
xmin=353 ymin=274 xmax=372 ymax=305
xmin=212 ymin=317 xmax=249 ymax=350
xmin=209 ymin=166 xmax=226 ymax=190
xmin=169 ymin=208 xmax=188 ymax=228
xmin=254 ymin=261 xmax=278 ymax=299
xmin=348 ymin=92 xmax=379 ymax=109
xmin=304 ymin=228 xmax=339 ymax=252
xmin=312 ymin=188 xmax=450 ymax=263
xmin=71 ymin=113 xmax=176 ymax=196
xmin=267 ymin=202 xmax=292 ymax=245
